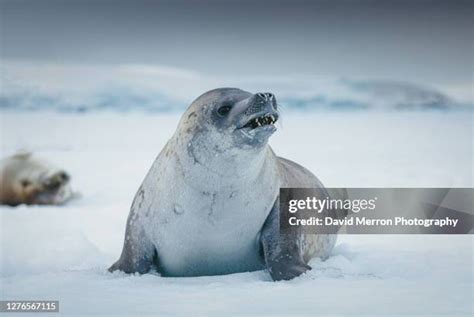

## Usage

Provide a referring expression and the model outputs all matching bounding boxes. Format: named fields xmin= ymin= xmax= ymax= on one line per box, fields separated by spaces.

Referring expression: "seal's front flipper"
xmin=108 ymin=214 xmax=157 ymax=274
xmin=260 ymin=198 xmax=311 ymax=281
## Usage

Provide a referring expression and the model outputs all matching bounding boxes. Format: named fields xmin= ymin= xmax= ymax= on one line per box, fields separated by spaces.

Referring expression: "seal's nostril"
xmin=255 ymin=92 xmax=275 ymax=102
xmin=59 ymin=172 xmax=70 ymax=182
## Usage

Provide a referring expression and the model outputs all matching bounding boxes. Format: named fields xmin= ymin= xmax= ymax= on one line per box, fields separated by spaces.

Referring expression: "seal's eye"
xmin=217 ymin=105 xmax=232 ymax=117
xmin=20 ymin=179 xmax=31 ymax=187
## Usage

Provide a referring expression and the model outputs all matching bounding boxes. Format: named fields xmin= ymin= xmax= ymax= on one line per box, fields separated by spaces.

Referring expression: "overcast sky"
xmin=1 ymin=0 xmax=473 ymax=88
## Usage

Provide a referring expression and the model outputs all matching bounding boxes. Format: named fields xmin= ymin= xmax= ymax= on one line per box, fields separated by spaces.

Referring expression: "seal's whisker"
xmin=276 ymin=103 xmax=285 ymax=130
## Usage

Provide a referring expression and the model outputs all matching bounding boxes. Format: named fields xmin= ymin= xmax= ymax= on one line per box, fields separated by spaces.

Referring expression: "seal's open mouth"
xmin=242 ymin=114 xmax=278 ymax=130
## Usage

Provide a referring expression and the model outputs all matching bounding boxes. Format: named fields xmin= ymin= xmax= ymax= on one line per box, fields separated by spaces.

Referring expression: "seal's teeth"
xmin=243 ymin=114 xmax=278 ymax=129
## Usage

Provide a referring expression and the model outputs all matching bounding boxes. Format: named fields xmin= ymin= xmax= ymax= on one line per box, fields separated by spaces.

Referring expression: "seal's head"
xmin=178 ymin=88 xmax=279 ymax=154
xmin=0 ymin=153 xmax=73 ymax=206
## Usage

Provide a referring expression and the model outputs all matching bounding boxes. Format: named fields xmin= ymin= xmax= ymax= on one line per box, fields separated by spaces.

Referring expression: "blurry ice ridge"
xmin=0 ymin=77 xmax=471 ymax=113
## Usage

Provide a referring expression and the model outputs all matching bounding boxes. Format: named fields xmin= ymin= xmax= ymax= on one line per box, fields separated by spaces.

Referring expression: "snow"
xmin=0 ymin=111 xmax=472 ymax=316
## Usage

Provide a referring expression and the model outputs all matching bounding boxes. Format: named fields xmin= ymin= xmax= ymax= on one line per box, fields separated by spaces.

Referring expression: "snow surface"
xmin=0 ymin=111 xmax=473 ymax=316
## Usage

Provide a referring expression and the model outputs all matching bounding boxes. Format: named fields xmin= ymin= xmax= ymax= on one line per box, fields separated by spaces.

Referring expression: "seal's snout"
xmin=43 ymin=170 xmax=70 ymax=189
xmin=245 ymin=92 xmax=277 ymax=115
xmin=239 ymin=92 xmax=279 ymax=132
